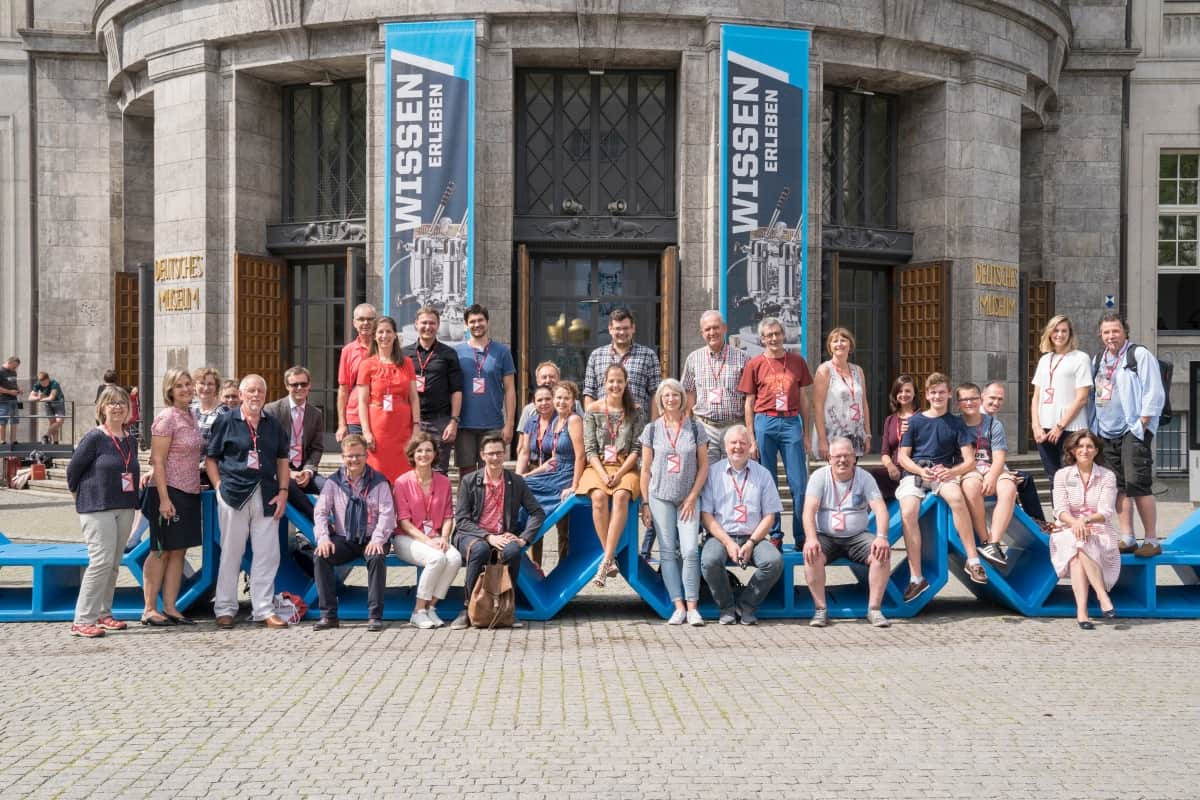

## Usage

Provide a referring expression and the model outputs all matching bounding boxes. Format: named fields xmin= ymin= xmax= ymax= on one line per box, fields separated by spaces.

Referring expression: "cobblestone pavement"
xmin=2 ymin=488 xmax=1200 ymax=798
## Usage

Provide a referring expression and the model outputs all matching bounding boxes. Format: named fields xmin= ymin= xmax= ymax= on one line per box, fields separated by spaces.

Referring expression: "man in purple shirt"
xmin=311 ymin=434 xmax=397 ymax=632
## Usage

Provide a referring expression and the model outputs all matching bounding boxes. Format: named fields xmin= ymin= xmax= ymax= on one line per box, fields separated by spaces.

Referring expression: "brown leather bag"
xmin=467 ymin=541 xmax=516 ymax=629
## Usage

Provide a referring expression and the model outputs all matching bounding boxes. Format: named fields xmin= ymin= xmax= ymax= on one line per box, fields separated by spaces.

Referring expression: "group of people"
xmin=62 ymin=299 xmax=1167 ymax=636
xmin=0 ymin=355 xmax=74 ymax=446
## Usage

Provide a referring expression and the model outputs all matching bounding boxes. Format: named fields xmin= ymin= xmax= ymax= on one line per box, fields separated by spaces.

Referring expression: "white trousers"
xmin=392 ymin=534 xmax=462 ymax=602
xmin=215 ymin=487 xmax=280 ymax=620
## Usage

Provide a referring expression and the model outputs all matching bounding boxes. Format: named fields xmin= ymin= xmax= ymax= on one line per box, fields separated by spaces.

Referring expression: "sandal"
xmin=606 ymin=560 xmax=619 ymax=577
xmin=165 ymin=613 xmax=197 ymax=626
xmin=141 ymin=612 xmax=173 ymax=627
xmin=592 ymin=561 xmax=609 ymax=587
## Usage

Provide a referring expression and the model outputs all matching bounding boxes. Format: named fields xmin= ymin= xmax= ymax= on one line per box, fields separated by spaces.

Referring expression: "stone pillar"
xmin=229 ymin=73 xmax=281 ymax=256
xmin=149 ymin=44 xmax=229 ymax=378
xmin=677 ymin=40 xmax=714 ymax=356
xmin=475 ymin=20 xmax=516 ymax=342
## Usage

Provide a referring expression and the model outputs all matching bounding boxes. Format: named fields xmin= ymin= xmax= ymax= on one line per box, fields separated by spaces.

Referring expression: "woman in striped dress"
xmin=1050 ymin=430 xmax=1119 ymax=629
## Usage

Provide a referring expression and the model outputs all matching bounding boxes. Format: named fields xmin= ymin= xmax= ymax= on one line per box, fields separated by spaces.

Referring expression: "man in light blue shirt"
xmin=1091 ymin=312 xmax=1166 ymax=556
xmin=699 ymin=425 xmax=783 ymax=625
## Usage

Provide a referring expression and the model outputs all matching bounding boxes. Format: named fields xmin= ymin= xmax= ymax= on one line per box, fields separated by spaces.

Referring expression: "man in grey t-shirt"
xmin=802 ymin=437 xmax=892 ymax=628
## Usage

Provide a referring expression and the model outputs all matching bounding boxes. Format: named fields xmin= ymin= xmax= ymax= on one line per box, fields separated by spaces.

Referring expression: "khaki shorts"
xmin=895 ymin=473 xmax=961 ymax=501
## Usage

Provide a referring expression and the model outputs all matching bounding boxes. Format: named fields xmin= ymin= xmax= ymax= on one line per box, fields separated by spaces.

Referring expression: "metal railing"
xmin=1155 ymin=415 xmax=1188 ymax=475
xmin=2 ymin=399 xmax=78 ymax=458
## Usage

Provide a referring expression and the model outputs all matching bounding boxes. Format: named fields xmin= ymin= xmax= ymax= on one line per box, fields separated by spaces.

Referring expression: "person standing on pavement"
xmin=66 ymin=385 xmax=140 ymax=638
xmin=335 ymin=303 xmax=378 ymax=442
xmin=264 ymin=366 xmax=325 ymax=520
xmin=802 ymin=437 xmax=892 ymax=629
xmin=449 ymin=434 xmax=544 ymax=630
xmin=738 ymin=316 xmax=813 ymax=548
xmin=206 ymin=374 xmax=291 ymax=630
xmin=357 ymin=316 xmax=420 ymax=483
xmin=1090 ymin=312 xmax=1166 ymax=558
xmin=699 ymin=425 xmax=783 ymax=625
xmin=404 ymin=305 xmax=463 ymax=475
xmin=143 ymin=367 xmax=205 ymax=627
xmin=311 ymin=434 xmax=395 ymax=632
xmin=454 ymin=304 xmax=516 ymax=474
xmin=0 ymin=355 xmax=20 ymax=448
xmin=1030 ymin=315 xmax=1093 ymax=482
xmin=681 ymin=310 xmax=747 ymax=462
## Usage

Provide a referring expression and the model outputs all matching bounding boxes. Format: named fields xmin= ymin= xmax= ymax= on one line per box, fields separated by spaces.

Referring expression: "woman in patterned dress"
xmin=812 ymin=327 xmax=871 ymax=458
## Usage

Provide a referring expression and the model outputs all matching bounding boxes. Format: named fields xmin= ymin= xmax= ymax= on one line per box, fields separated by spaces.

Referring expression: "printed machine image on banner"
xmin=383 ymin=20 xmax=476 ymax=346
xmin=719 ymin=25 xmax=810 ymax=357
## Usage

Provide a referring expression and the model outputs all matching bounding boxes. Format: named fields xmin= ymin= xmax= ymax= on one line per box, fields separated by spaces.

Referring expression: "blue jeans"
xmin=648 ymin=496 xmax=700 ymax=603
xmin=700 ymin=536 xmax=783 ymax=612
xmin=753 ymin=412 xmax=808 ymax=544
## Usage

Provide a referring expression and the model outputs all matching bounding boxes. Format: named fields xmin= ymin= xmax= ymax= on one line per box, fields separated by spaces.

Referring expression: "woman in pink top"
xmin=392 ymin=431 xmax=461 ymax=629
xmin=1050 ymin=430 xmax=1120 ymax=629
xmin=144 ymin=367 xmax=206 ymax=626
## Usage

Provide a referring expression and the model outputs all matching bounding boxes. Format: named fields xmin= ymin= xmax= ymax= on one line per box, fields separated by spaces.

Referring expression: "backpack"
xmin=466 ymin=540 xmax=517 ymax=629
xmin=1091 ymin=345 xmax=1172 ymax=426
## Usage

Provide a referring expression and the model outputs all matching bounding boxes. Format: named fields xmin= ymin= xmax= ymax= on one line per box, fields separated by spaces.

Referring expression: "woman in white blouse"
xmin=1030 ymin=315 xmax=1093 ymax=482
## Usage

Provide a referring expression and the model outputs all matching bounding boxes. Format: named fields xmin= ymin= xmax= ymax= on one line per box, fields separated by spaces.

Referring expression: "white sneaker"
xmin=867 ymin=608 xmax=891 ymax=628
xmin=809 ymin=608 xmax=829 ymax=628
xmin=449 ymin=612 xmax=471 ymax=630
xmin=410 ymin=610 xmax=435 ymax=630
xmin=426 ymin=608 xmax=445 ymax=628
xmin=686 ymin=609 xmax=705 ymax=627
xmin=667 ymin=609 xmax=687 ymax=625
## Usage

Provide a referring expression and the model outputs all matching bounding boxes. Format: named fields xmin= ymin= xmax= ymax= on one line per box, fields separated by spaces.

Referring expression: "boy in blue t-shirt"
xmin=895 ymin=372 xmax=985 ymax=598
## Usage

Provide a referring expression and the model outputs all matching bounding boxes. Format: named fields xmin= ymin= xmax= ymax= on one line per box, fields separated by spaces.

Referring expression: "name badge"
xmin=774 ymin=392 xmax=788 ymax=413
xmin=473 ymin=377 xmax=486 ymax=395
xmin=603 ymin=445 xmax=619 ymax=464
xmin=247 ymin=450 xmax=260 ymax=470
xmin=121 ymin=472 xmax=134 ymax=493
xmin=831 ymin=511 xmax=846 ymax=532
xmin=1042 ymin=387 xmax=1056 ymax=405
xmin=1096 ymin=380 xmax=1112 ymax=406
xmin=422 ymin=520 xmax=435 ymax=537
xmin=383 ymin=394 xmax=394 ymax=412
xmin=545 ymin=458 xmax=557 ymax=471
xmin=289 ymin=444 xmax=302 ymax=464
xmin=849 ymin=403 xmax=862 ymax=422
xmin=707 ymin=387 xmax=723 ymax=406
xmin=415 ymin=375 xmax=426 ymax=393
xmin=666 ymin=453 xmax=681 ymax=474
xmin=732 ymin=504 xmax=748 ymax=524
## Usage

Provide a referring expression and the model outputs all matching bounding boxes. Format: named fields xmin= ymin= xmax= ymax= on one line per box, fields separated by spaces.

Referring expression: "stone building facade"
xmin=0 ymin=0 xmax=1163 ymax=452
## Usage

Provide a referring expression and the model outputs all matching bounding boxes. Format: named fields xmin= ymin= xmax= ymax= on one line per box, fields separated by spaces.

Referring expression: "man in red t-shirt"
xmin=736 ymin=317 xmax=813 ymax=547
xmin=335 ymin=303 xmax=378 ymax=442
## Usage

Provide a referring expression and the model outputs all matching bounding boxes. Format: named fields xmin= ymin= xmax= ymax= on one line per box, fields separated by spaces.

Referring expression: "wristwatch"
xmin=450 ymin=415 xmax=460 ymax=423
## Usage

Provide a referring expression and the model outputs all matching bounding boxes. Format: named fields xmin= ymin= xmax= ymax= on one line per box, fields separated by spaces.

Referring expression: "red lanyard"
xmin=1045 ymin=354 xmax=1064 ymax=386
xmin=729 ymin=467 xmax=749 ymax=503
xmin=833 ymin=362 xmax=857 ymax=407
xmin=244 ymin=418 xmax=259 ymax=451
xmin=663 ymin=418 xmax=684 ymax=452
xmin=474 ymin=343 xmax=490 ymax=378
xmin=291 ymin=406 xmax=304 ymax=443
xmin=605 ymin=410 xmax=624 ymax=445
xmin=415 ymin=346 xmax=435 ymax=376
xmin=768 ymin=354 xmax=790 ymax=393
xmin=1103 ymin=342 xmax=1129 ymax=382
xmin=534 ymin=416 xmax=553 ymax=461
xmin=974 ymin=418 xmax=987 ymax=452
xmin=108 ymin=433 xmax=131 ymax=471
xmin=419 ymin=478 xmax=436 ymax=522
xmin=708 ymin=346 xmax=727 ymax=384
xmin=833 ymin=476 xmax=854 ymax=510
xmin=1078 ymin=467 xmax=1092 ymax=507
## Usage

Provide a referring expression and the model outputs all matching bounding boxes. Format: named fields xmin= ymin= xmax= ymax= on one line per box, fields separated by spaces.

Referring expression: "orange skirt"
xmin=576 ymin=463 xmax=640 ymax=498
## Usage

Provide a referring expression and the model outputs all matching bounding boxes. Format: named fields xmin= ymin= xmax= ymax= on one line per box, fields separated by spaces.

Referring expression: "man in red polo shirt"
xmin=737 ymin=316 xmax=813 ymax=547
xmin=335 ymin=303 xmax=378 ymax=442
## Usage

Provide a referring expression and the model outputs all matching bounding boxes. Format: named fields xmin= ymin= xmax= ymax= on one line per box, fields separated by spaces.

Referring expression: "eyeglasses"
xmin=355 ymin=316 xmax=377 ymax=323
xmin=481 ymin=450 xmax=506 ymax=459
xmin=761 ymin=331 xmax=783 ymax=338
xmin=106 ymin=401 xmax=128 ymax=408
xmin=288 ymin=382 xmax=309 ymax=389
xmin=342 ymin=452 xmax=366 ymax=460
xmin=957 ymin=397 xmax=981 ymax=404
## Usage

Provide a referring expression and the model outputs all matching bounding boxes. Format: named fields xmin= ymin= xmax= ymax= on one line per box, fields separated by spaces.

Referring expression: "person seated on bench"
xmin=802 ymin=437 xmax=892 ymax=629
xmin=956 ymin=382 xmax=1018 ymax=569
xmin=450 ymin=434 xmax=545 ymax=630
xmin=981 ymin=381 xmax=1047 ymax=524
xmin=1050 ymin=430 xmax=1119 ymax=630
xmin=699 ymin=425 xmax=783 ymax=626
xmin=311 ymin=434 xmax=395 ymax=632
xmin=896 ymin=372 xmax=985 ymax=597
xmin=392 ymin=431 xmax=461 ymax=630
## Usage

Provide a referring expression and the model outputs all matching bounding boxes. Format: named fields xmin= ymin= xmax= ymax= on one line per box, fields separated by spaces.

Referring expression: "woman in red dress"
xmin=356 ymin=315 xmax=420 ymax=482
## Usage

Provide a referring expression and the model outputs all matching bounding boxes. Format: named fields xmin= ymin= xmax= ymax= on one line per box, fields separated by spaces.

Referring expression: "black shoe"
xmin=366 ymin=619 xmax=384 ymax=632
xmin=165 ymin=613 xmax=196 ymax=626
xmin=140 ymin=613 xmax=173 ymax=627
xmin=313 ymin=617 xmax=339 ymax=630
xmin=1078 ymin=620 xmax=1095 ymax=630
xmin=978 ymin=543 xmax=1008 ymax=568
xmin=1102 ymin=608 xmax=1117 ymax=619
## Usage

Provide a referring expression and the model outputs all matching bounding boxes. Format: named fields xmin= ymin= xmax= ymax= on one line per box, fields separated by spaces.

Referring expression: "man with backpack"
xmin=1091 ymin=312 xmax=1167 ymax=557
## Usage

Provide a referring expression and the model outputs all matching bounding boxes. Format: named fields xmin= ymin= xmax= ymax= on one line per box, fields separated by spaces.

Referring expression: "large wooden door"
xmin=659 ymin=245 xmax=678 ymax=378
xmin=235 ymin=253 xmax=287 ymax=400
xmin=1024 ymin=279 xmax=1055 ymax=448
xmin=893 ymin=260 xmax=951 ymax=392
xmin=112 ymin=272 xmax=139 ymax=387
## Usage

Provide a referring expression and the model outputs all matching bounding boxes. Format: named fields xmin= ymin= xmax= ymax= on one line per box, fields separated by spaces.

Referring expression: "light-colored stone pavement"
xmin=1 ymin=487 xmax=1199 ymax=798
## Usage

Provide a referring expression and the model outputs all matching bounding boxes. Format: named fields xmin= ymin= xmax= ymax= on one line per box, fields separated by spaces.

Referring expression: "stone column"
xmin=148 ymin=44 xmax=229 ymax=378
xmin=677 ymin=39 xmax=714 ymax=356
xmin=475 ymin=20 xmax=516 ymax=341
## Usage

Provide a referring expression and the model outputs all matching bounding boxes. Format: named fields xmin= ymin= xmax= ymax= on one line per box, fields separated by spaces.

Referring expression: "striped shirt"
xmin=681 ymin=344 xmax=748 ymax=422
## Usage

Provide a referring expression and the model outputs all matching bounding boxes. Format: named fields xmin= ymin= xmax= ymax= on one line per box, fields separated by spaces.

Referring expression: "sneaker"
xmin=736 ymin=604 xmax=758 ymax=625
xmin=965 ymin=561 xmax=988 ymax=584
xmin=1134 ymin=540 xmax=1162 ymax=558
xmin=426 ymin=608 xmax=445 ymax=628
xmin=70 ymin=623 xmax=105 ymax=638
xmin=718 ymin=608 xmax=738 ymax=625
xmin=96 ymin=616 xmax=127 ymax=631
xmin=449 ymin=612 xmax=471 ymax=630
xmin=410 ymin=610 xmax=436 ymax=630
xmin=686 ymin=609 xmax=705 ymax=627
xmin=1118 ymin=538 xmax=1138 ymax=554
xmin=867 ymin=608 xmax=891 ymax=628
xmin=902 ymin=578 xmax=930 ymax=602
xmin=978 ymin=543 xmax=1008 ymax=568
xmin=809 ymin=608 xmax=829 ymax=628
xmin=366 ymin=619 xmax=384 ymax=632
xmin=666 ymin=609 xmax=687 ymax=625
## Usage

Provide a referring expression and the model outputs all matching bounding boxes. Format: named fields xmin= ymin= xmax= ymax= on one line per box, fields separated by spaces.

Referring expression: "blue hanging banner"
xmin=719 ymin=24 xmax=810 ymax=356
xmin=383 ymin=19 xmax=476 ymax=345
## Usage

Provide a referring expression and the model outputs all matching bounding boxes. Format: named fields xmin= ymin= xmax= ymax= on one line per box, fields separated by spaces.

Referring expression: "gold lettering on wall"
xmin=974 ymin=262 xmax=1018 ymax=289
xmin=154 ymin=254 xmax=204 ymax=313
xmin=159 ymin=287 xmax=201 ymax=312
xmin=979 ymin=294 xmax=1016 ymax=318
xmin=154 ymin=255 xmax=205 ymax=281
